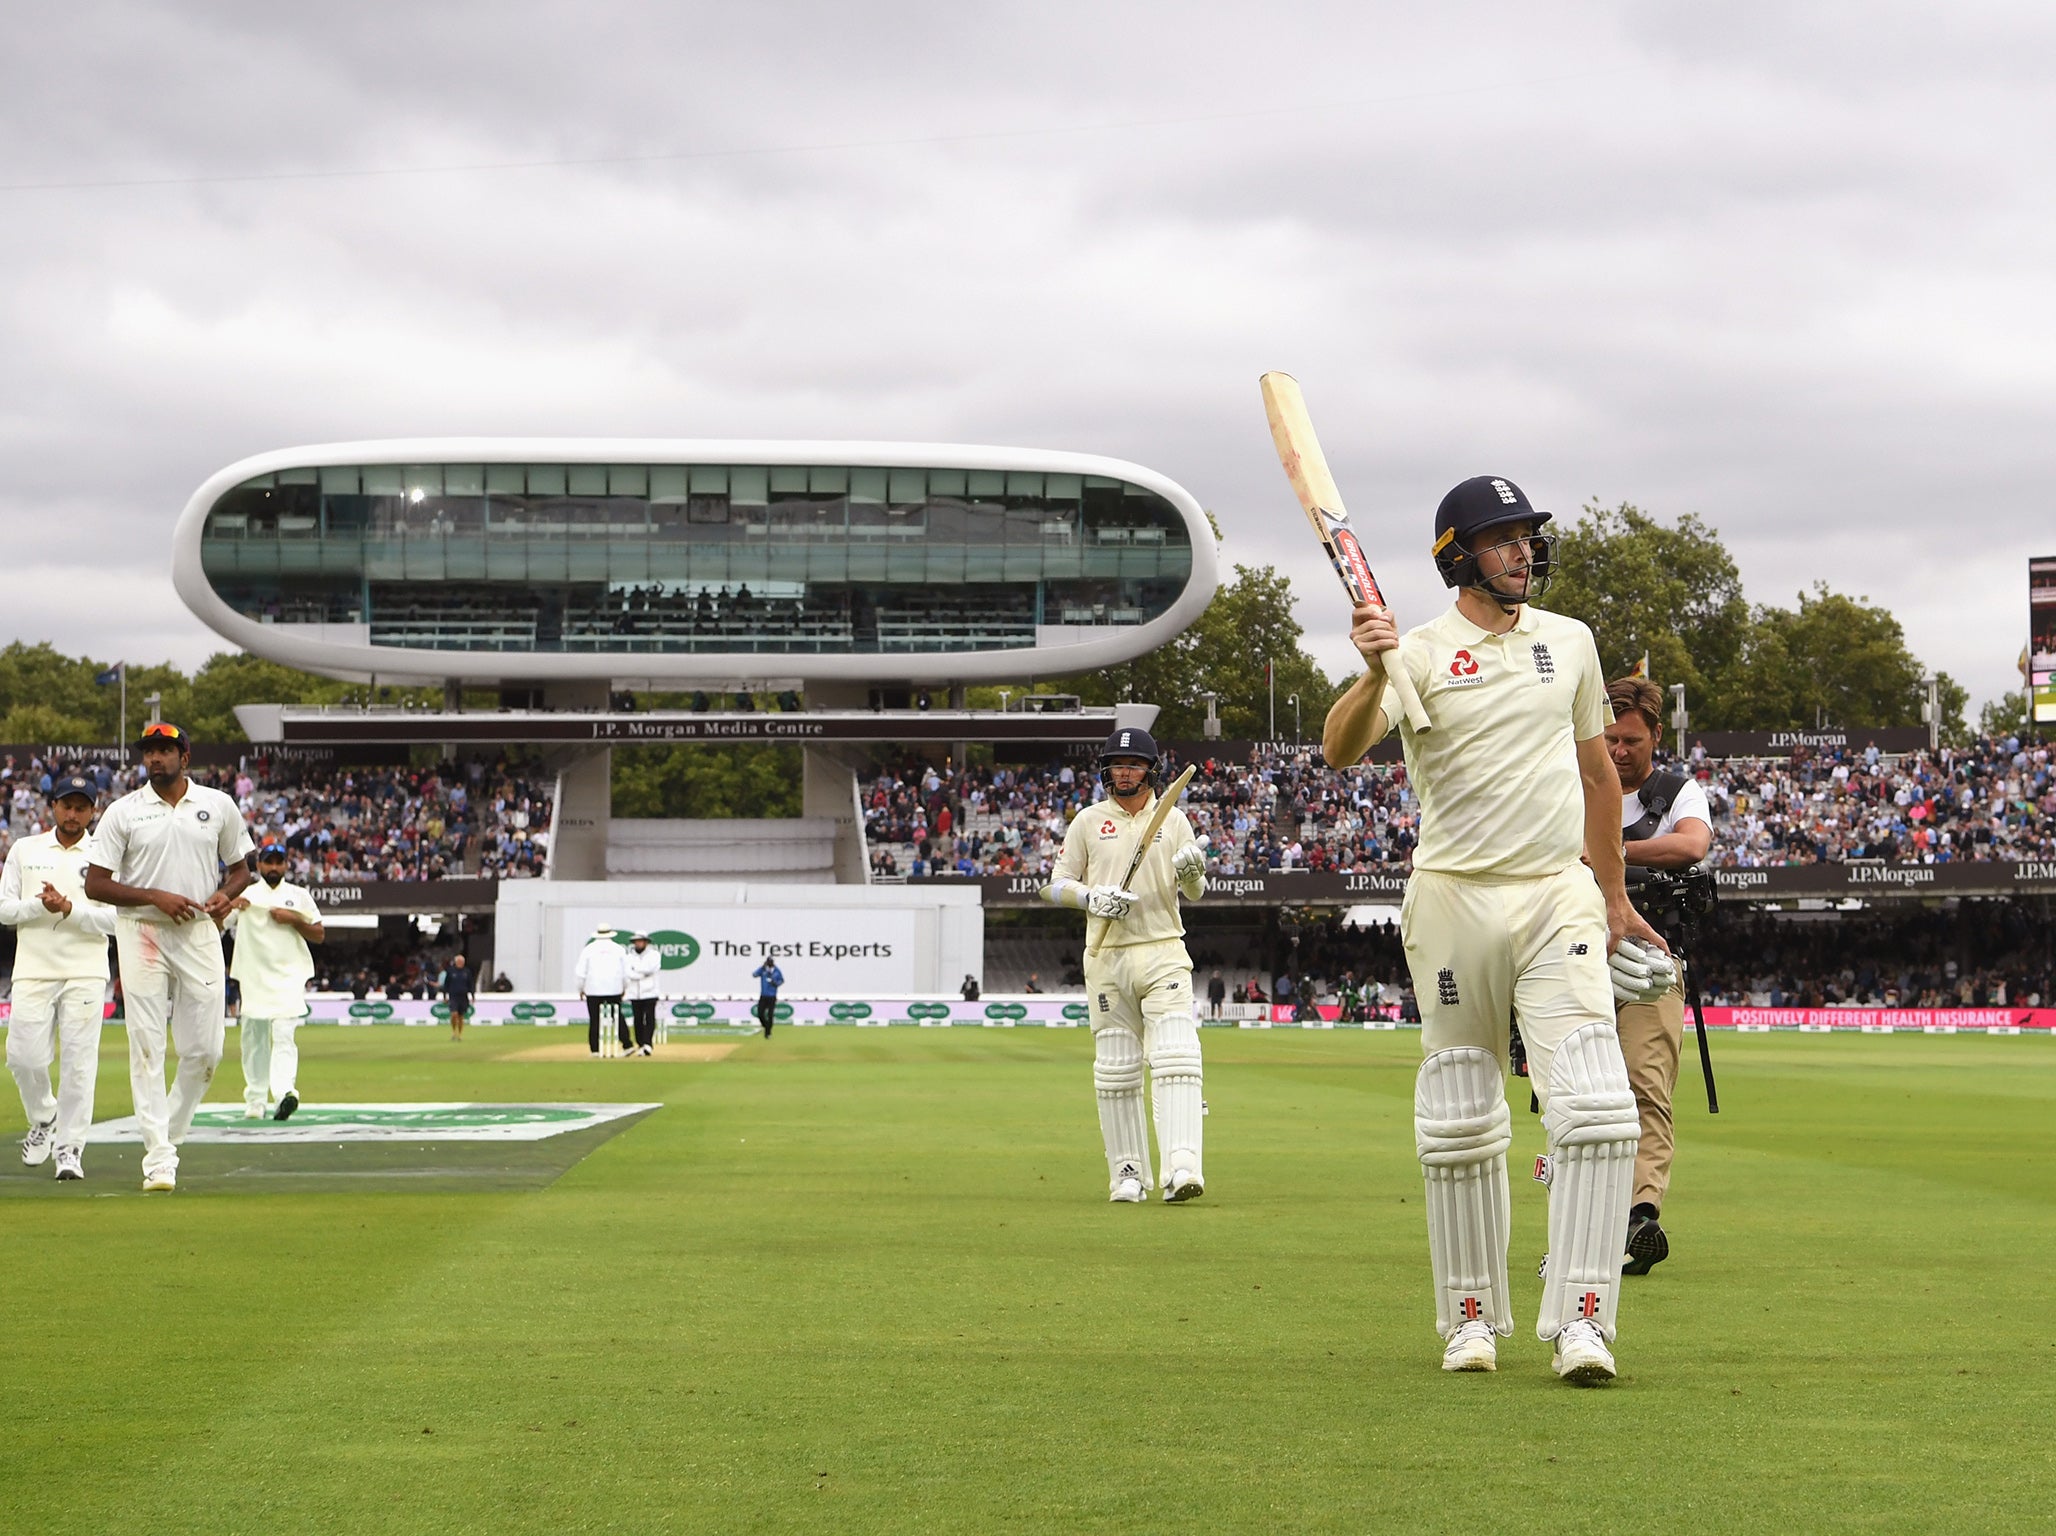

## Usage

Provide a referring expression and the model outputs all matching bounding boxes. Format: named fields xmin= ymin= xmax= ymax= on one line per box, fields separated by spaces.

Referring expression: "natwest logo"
xmin=1449 ymin=650 xmax=1481 ymax=677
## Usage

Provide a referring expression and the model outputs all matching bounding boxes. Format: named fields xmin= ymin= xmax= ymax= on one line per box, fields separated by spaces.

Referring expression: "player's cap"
xmin=49 ymin=774 xmax=97 ymax=804
xmin=258 ymin=841 xmax=288 ymax=858
xmin=136 ymin=721 xmax=191 ymax=750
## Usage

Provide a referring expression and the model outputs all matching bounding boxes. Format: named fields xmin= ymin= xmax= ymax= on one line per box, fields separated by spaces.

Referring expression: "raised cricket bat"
xmin=1087 ymin=764 xmax=1198 ymax=959
xmin=1259 ymin=371 xmax=1432 ymax=734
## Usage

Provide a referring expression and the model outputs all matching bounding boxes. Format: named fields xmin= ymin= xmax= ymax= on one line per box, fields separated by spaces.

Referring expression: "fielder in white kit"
xmin=225 ymin=841 xmax=324 ymax=1121
xmin=2 ymin=773 xmax=117 ymax=1181
xmin=1323 ymin=476 xmax=1671 ymax=1384
xmin=1042 ymin=727 xmax=1210 ymax=1204
xmin=84 ymin=724 xmax=254 ymax=1192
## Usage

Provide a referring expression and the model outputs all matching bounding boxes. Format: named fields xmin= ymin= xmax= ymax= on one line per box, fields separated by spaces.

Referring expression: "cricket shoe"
xmin=1552 ymin=1320 xmax=1616 ymax=1386
xmin=1441 ymin=1320 xmax=1498 ymax=1373
xmin=142 ymin=1169 xmax=177 ymax=1193
xmin=274 ymin=1091 xmax=300 ymax=1122
xmin=1109 ymin=1177 xmax=1146 ymax=1203
xmin=1163 ymin=1169 xmax=1205 ymax=1204
xmin=1623 ymin=1213 xmax=1669 ymax=1276
xmin=54 ymin=1147 xmax=84 ymax=1181
xmin=244 ymin=1105 xmax=267 ymax=1119
xmin=20 ymin=1119 xmax=54 ymax=1166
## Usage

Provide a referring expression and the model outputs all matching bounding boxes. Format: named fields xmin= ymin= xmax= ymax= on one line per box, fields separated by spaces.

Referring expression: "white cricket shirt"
xmin=1052 ymin=791 xmax=1199 ymax=947
xmin=228 ymin=878 xmax=321 ymax=1017
xmin=1388 ymin=602 xmax=1609 ymax=879
xmin=91 ymin=779 xmax=254 ymax=914
xmin=0 ymin=830 xmax=115 ymax=980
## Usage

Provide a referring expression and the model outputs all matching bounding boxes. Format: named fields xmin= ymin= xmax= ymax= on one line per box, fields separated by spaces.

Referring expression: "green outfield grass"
xmin=3 ymin=1024 xmax=2052 ymax=1534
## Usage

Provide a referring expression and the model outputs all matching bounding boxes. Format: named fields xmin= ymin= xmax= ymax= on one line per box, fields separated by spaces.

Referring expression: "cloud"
xmin=0 ymin=0 xmax=2049 ymax=712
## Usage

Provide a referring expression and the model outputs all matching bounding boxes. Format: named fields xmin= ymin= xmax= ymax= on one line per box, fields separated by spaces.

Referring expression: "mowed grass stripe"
xmin=4 ymin=1028 xmax=2054 ymax=1533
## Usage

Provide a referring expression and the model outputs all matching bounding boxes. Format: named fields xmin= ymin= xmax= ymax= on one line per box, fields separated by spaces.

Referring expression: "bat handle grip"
xmin=1383 ymin=639 xmax=1433 ymax=734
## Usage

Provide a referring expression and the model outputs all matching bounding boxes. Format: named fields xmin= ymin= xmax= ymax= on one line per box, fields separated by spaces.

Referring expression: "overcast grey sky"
xmin=2 ymin=1 xmax=2048 ymax=712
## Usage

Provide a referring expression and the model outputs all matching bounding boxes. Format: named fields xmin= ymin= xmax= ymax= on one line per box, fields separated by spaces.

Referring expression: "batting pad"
xmin=1146 ymin=1014 xmax=1204 ymax=1183
xmin=1536 ymin=1021 xmax=1639 ymax=1342
xmin=1093 ymin=1027 xmax=1152 ymax=1190
xmin=1415 ymin=1048 xmax=1514 ymax=1339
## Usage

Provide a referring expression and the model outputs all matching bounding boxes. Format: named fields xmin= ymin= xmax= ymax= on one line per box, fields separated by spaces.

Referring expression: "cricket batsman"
xmin=84 ymin=723 xmax=255 ymax=1192
xmin=224 ymin=841 xmax=325 ymax=1121
xmin=1322 ymin=476 xmax=1672 ymax=1384
xmin=1042 ymin=726 xmax=1210 ymax=1204
xmin=2 ymin=773 xmax=117 ymax=1181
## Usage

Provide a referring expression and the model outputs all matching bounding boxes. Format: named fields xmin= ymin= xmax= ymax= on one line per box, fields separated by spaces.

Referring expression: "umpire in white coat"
xmin=574 ymin=926 xmax=630 ymax=1056
xmin=2 ymin=774 xmax=117 ymax=1180
xmin=624 ymin=931 xmax=662 ymax=1056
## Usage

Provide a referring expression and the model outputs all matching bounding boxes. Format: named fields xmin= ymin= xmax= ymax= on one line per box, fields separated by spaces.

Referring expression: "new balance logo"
xmin=1437 ymin=968 xmax=1459 ymax=1006
xmin=1567 ymin=942 xmax=1588 ymax=956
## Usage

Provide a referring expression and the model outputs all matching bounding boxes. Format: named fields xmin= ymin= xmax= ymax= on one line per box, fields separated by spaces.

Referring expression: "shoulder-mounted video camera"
xmin=1625 ymin=865 xmax=1718 ymax=928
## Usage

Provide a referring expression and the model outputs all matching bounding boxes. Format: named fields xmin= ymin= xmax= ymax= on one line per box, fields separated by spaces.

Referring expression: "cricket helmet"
xmin=1097 ymin=726 xmax=1160 ymax=781
xmin=1432 ymin=475 xmax=1556 ymax=606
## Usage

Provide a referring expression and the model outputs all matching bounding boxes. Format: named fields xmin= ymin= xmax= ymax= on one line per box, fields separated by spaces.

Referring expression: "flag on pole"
xmin=95 ymin=662 xmax=125 ymax=686
xmin=1628 ymin=652 xmax=1650 ymax=680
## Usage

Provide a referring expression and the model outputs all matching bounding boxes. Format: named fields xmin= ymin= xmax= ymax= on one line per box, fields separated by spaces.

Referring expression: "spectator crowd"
xmin=867 ymin=733 xmax=2054 ymax=879
xmin=0 ymin=751 xmax=554 ymax=882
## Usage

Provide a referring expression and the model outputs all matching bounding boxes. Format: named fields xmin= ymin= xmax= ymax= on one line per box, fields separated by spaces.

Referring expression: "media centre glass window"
xmin=199 ymin=462 xmax=1194 ymax=655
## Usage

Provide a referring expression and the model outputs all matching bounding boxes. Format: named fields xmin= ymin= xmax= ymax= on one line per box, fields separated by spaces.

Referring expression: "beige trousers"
xmin=1615 ymin=972 xmax=1684 ymax=1212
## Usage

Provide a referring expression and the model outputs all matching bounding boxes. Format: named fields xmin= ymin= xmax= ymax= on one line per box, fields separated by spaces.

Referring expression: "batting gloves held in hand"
xmin=1171 ymin=837 xmax=1209 ymax=899
xmin=1608 ymin=937 xmax=1676 ymax=1006
xmin=1087 ymin=885 xmax=1138 ymax=920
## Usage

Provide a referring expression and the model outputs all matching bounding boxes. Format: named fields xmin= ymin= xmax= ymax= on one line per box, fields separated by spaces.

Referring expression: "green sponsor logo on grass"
xmin=348 ymin=1001 xmax=395 ymax=1021
xmin=829 ymin=1001 xmax=873 ymax=1020
xmin=511 ymin=1001 xmax=558 ymax=1021
xmin=907 ymin=1002 xmax=951 ymax=1020
xmin=85 ymin=1101 xmax=660 ymax=1145
xmin=671 ymin=1001 xmax=718 ymax=1020
xmin=984 ymin=1002 xmax=1028 ymax=1021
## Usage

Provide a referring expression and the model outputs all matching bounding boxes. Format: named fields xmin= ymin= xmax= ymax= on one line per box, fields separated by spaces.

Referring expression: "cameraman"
xmin=1605 ymin=677 xmax=1712 ymax=1276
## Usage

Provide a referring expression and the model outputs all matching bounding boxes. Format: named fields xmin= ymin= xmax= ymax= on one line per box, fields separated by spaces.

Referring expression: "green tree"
xmin=612 ymin=745 xmax=804 ymax=818
xmin=1725 ymin=585 xmax=1927 ymax=731
xmin=1536 ymin=502 xmax=1751 ymax=716
xmin=0 ymin=702 xmax=100 ymax=743
xmin=1977 ymin=689 xmax=2029 ymax=740
xmin=1934 ymin=672 xmax=1970 ymax=745
xmin=182 ymin=653 xmax=360 ymax=743
xmin=1065 ymin=564 xmax=1332 ymax=742
xmin=0 ymin=643 xmax=116 ymax=739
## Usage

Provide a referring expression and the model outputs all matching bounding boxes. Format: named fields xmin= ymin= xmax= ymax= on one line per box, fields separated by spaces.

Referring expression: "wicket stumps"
xmin=599 ymin=1001 xmax=625 ymax=1058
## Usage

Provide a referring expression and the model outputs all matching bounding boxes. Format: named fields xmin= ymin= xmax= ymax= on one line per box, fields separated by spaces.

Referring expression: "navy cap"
xmin=258 ymin=841 xmax=288 ymax=858
xmin=49 ymin=774 xmax=97 ymax=804
xmin=137 ymin=721 xmax=191 ymax=750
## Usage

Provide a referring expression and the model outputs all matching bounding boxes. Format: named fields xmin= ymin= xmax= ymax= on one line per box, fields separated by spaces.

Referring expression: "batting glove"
xmin=1171 ymin=837 xmax=1209 ymax=898
xmin=1087 ymin=886 xmax=1137 ymax=920
xmin=1608 ymin=937 xmax=1674 ymax=1006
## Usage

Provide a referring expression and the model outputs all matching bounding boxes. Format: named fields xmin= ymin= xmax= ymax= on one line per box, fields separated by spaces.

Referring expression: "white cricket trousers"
xmin=239 ymin=1016 xmax=302 ymax=1112
xmin=6 ymin=976 xmax=105 ymax=1151
xmin=1400 ymin=864 xmax=1616 ymax=1111
xmin=116 ymin=917 xmax=227 ymax=1178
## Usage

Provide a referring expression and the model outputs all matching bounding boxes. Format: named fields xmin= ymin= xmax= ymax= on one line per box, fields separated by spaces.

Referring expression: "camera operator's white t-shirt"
xmin=1621 ymin=773 xmax=1711 ymax=840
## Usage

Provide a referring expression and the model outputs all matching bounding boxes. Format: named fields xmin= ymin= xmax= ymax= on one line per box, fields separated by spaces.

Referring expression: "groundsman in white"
xmin=1042 ymin=725 xmax=1210 ymax=1204
xmin=84 ymin=723 xmax=255 ymax=1192
xmin=2 ymin=773 xmax=117 ymax=1181
xmin=224 ymin=841 xmax=324 ymax=1121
